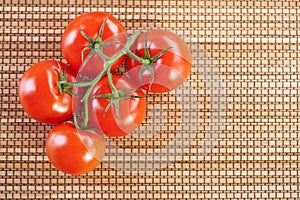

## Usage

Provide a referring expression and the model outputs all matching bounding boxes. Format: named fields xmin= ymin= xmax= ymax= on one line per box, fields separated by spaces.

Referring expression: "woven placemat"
xmin=1 ymin=0 xmax=300 ymax=199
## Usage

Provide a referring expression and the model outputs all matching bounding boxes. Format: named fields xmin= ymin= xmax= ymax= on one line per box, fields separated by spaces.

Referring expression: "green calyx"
xmin=127 ymin=31 xmax=172 ymax=90
xmin=56 ymin=64 xmax=78 ymax=97
xmin=100 ymin=71 xmax=142 ymax=119
xmin=93 ymin=87 xmax=142 ymax=119
xmin=80 ymin=17 xmax=120 ymax=66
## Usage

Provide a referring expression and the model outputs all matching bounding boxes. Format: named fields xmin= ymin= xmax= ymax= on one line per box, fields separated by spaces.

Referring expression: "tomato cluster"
xmin=18 ymin=12 xmax=192 ymax=175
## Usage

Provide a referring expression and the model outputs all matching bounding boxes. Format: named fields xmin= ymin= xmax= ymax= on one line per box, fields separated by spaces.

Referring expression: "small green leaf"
xmin=103 ymin=99 xmax=121 ymax=120
xmin=59 ymin=67 xmax=63 ymax=79
xmin=81 ymin=46 xmax=91 ymax=62
xmin=80 ymin=49 xmax=95 ymax=72
xmin=139 ymin=64 xmax=149 ymax=83
xmin=95 ymin=48 xmax=110 ymax=61
xmin=92 ymin=93 xmax=112 ymax=99
xmin=112 ymin=100 xmax=121 ymax=120
xmin=97 ymin=17 xmax=108 ymax=41
xmin=139 ymin=64 xmax=155 ymax=90
xmin=122 ymin=95 xmax=143 ymax=99
xmin=65 ymin=88 xmax=78 ymax=97
xmin=148 ymin=64 xmax=155 ymax=91
xmin=103 ymin=101 xmax=113 ymax=116
xmin=150 ymin=46 xmax=172 ymax=62
xmin=102 ymin=41 xmax=121 ymax=46
xmin=126 ymin=50 xmax=146 ymax=64
xmin=120 ymin=88 xmax=141 ymax=96
xmin=144 ymin=31 xmax=151 ymax=58
xmin=63 ymin=67 xmax=67 ymax=80
xmin=80 ymin=29 xmax=94 ymax=44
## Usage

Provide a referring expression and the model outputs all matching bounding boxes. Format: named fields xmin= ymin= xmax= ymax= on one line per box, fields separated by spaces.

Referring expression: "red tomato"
xmin=126 ymin=29 xmax=192 ymax=93
xmin=62 ymin=12 xmax=128 ymax=77
xmin=46 ymin=122 xmax=106 ymax=175
xmin=18 ymin=60 xmax=80 ymax=124
xmin=89 ymin=74 xmax=146 ymax=137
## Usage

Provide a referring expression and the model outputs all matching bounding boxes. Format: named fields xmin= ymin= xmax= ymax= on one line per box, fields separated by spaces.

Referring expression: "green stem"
xmin=61 ymin=31 xmax=144 ymax=90
xmin=124 ymin=31 xmax=142 ymax=50
xmin=80 ymin=31 xmax=142 ymax=129
xmin=126 ymin=50 xmax=146 ymax=63
xmin=81 ymin=68 xmax=108 ymax=128
xmin=63 ymin=81 xmax=94 ymax=87
xmin=107 ymin=70 xmax=118 ymax=93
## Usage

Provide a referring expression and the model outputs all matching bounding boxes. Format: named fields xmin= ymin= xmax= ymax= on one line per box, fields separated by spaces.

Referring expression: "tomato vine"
xmin=19 ymin=12 xmax=192 ymax=175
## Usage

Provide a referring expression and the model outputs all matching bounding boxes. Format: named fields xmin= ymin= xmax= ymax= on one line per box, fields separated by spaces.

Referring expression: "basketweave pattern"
xmin=1 ymin=0 xmax=300 ymax=199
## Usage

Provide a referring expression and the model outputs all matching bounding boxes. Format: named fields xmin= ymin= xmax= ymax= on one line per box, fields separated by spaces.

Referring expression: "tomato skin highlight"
xmin=126 ymin=29 xmax=192 ymax=93
xmin=18 ymin=60 xmax=80 ymax=124
xmin=46 ymin=122 xmax=106 ymax=175
xmin=89 ymin=74 xmax=146 ymax=137
xmin=61 ymin=12 xmax=128 ymax=77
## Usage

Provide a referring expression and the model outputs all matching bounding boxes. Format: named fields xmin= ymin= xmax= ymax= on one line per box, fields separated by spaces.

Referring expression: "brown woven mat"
xmin=1 ymin=0 xmax=300 ymax=199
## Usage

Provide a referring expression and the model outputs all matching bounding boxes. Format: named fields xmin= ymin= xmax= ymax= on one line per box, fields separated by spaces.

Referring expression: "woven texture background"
xmin=1 ymin=0 xmax=300 ymax=199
